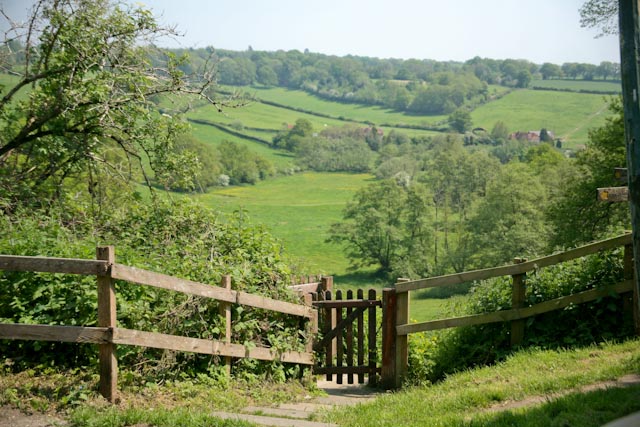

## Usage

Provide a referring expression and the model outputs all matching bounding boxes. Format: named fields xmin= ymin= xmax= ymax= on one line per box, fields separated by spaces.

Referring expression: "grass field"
xmin=193 ymin=172 xmax=375 ymax=277
xmin=471 ymin=89 xmax=613 ymax=148
xmin=531 ymin=78 xmax=621 ymax=93
xmin=189 ymin=120 xmax=295 ymax=169
xmin=248 ymin=85 xmax=449 ymax=128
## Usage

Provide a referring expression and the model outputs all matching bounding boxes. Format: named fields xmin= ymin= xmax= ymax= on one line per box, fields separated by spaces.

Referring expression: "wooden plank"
xmin=0 ymin=323 xmax=110 ymax=343
xmin=597 ymin=187 xmax=629 ymax=202
xmin=510 ymin=258 xmax=527 ymax=347
xmin=313 ymin=365 xmax=381 ymax=375
xmin=346 ymin=290 xmax=354 ymax=385
xmin=0 ymin=255 xmax=109 ymax=275
xmin=357 ymin=289 xmax=365 ymax=384
xmin=397 ymin=280 xmax=634 ymax=335
xmin=368 ymin=289 xmax=377 ymax=386
xmin=97 ymin=246 xmax=117 ymax=403
xmin=112 ymin=328 xmax=314 ymax=365
xmin=111 ymin=264 xmax=236 ymax=303
xmin=313 ymin=300 xmax=381 ymax=308
xmin=320 ymin=276 xmax=334 ymax=292
xmin=395 ymin=280 xmax=409 ymax=389
xmin=396 ymin=234 xmax=632 ymax=293
xmin=236 ymin=291 xmax=314 ymax=318
xmin=324 ymin=290 xmax=333 ymax=381
xmin=313 ymin=307 xmax=366 ymax=350
xmin=336 ymin=290 xmax=343 ymax=385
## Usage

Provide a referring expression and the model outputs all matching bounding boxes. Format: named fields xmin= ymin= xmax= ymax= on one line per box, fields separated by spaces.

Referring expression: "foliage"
xmin=273 ymin=118 xmax=314 ymax=151
xmin=415 ymin=249 xmax=633 ymax=383
xmin=327 ymin=179 xmax=433 ymax=277
xmin=0 ymin=0 xmax=225 ymax=209
xmin=217 ymin=140 xmax=275 ymax=185
xmin=448 ymin=109 xmax=473 ymax=133
xmin=0 ymin=198 xmax=307 ymax=380
xmin=548 ymin=97 xmax=629 ymax=248
xmin=295 ymin=136 xmax=373 ymax=172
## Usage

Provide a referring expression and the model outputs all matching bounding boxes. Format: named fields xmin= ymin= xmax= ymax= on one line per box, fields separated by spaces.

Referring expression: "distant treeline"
xmin=168 ymin=46 xmax=620 ymax=115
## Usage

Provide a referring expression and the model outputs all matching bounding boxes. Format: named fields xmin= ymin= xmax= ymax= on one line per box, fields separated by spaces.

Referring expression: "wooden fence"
xmin=312 ymin=288 xmax=380 ymax=385
xmin=0 ymin=246 xmax=317 ymax=402
xmin=381 ymin=233 xmax=638 ymax=388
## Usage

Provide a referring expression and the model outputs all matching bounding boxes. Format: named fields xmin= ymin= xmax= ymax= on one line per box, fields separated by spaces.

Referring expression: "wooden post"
xmin=625 ymin=243 xmax=639 ymax=332
xmin=619 ymin=0 xmax=640 ymax=336
xmin=367 ymin=289 xmax=377 ymax=386
xmin=320 ymin=276 xmax=333 ymax=292
xmin=97 ymin=246 xmax=117 ymax=403
xmin=511 ymin=258 xmax=527 ymax=347
xmin=394 ymin=279 xmax=410 ymax=389
xmin=346 ymin=289 xmax=354 ymax=384
xmin=381 ymin=288 xmax=397 ymax=389
xmin=336 ymin=289 xmax=344 ymax=384
xmin=357 ymin=289 xmax=365 ymax=384
xmin=219 ymin=275 xmax=232 ymax=376
xmin=324 ymin=290 xmax=334 ymax=381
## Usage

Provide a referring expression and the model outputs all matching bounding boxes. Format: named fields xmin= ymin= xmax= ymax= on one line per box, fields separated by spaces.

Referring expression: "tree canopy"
xmin=0 ymin=0 xmax=228 ymax=208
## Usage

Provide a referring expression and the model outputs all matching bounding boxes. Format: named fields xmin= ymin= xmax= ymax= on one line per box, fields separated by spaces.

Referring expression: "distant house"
xmin=508 ymin=130 xmax=555 ymax=143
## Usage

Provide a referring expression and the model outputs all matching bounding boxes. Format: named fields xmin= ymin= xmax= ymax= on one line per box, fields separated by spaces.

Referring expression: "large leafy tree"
xmin=0 ymin=0 xmax=225 ymax=208
xmin=327 ymin=180 xmax=433 ymax=277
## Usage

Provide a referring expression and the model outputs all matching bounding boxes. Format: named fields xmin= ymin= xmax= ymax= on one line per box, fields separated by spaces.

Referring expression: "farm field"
xmin=248 ymin=85 xmax=448 ymax=128
xmin=531 ymin=78 xmax=621 ymax=93
xmin=471 ymin=89 xmax=612 ymax=148
xmin=194 ymin=171 xmax=375 ymax=277
xmin=189 ymin=120 xmax=295 ymax=169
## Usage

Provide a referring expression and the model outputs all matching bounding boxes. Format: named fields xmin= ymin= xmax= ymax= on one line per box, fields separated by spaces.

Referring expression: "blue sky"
xmin=3 ymin=0 xmax=620 ymax=64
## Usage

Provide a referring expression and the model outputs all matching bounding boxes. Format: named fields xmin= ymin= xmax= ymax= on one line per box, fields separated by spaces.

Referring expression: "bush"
xmin=408 ymin=249 xmax=634 ymax=383
xmin=0 ymin=199 xmax=306 ymax=381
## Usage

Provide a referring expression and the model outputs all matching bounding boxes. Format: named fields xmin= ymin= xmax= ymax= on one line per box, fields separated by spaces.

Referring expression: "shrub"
xmin=0 ymin=199 xmax=306 ymax=381
xmin=408 ymin=249 xmax=634 ymax=383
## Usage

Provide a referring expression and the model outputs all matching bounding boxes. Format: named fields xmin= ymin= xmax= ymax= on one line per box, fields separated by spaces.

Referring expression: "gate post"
xmin=381 ymin=280 xmax=409 ymax=389
xmin=381 ymin=288 xmax=396 ymax=389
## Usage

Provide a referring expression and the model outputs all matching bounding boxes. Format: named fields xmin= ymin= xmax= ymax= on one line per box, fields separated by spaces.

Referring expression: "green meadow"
xmin=248 ymin=85 xmax=448 ymax=128
xmin=471 ymin=89 xmax=612 ymax=148
xmin=531 ymin=78 xmax=621 ymax=93
xmin=193 ymin=172 xmax=375 ymax=276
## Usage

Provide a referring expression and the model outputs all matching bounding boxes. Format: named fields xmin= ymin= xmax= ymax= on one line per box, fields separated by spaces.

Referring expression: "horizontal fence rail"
xmin=395 ymin=233 xmax=633 ymax=293
xmin=381 ymin=233 xmax=637 ymax=389
xmin=0 ymin=246 xmax=317 ymax=402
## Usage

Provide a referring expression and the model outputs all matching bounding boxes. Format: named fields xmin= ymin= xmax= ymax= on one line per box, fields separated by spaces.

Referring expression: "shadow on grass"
xmin=467 ymin=385 xmax=640 ymax=427
xmin=413 ymin=281 xmax=474 ymax=300
xmin=332 ymin=270 xmax=390 ymax=290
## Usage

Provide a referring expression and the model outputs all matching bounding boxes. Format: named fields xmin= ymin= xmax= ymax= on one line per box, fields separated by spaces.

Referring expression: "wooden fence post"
xmin=320 ymin=276 xmax=333 ymax=292
xmin=219 ymin=275 xmax=232 ymax=376
xmin=97 ymin=246 xmax=117 ymax=403
xmin=511 ymin=258 xmax=527 ymax=347
xmin=381 ymin=288 xmax=396 ymax=389
xmin=395 ymin=279 xmax=409 ymax=388
xmin=381 ymin=279 xmax=409 ymax=389
xmin=624 ymin=243 xmax=639 ymax=334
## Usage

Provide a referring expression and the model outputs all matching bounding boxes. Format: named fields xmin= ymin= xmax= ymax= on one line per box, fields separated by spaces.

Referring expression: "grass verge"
xmin=323 ymin=338 xmax=640 ymax=427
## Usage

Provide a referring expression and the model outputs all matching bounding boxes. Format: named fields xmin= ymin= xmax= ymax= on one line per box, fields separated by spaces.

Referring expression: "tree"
xmin=0 ymin=0 xmax=226 ymax=208
xmin=490 ymin=121 xmax=509 ymax=142
xmin=328 ymin=180 xmax=433 ymax=276
xmin=539 ymin=128 xmax=552 ymax=143
xmin=448 ymin=109 xmax=473 ymax=133
xmin=516 ymin=69 xmax=532 ymax=88
xmin=539 ymin=62 xmax=563 ymax=80
xmin=579 ymin=0 xmax=618 ymax=37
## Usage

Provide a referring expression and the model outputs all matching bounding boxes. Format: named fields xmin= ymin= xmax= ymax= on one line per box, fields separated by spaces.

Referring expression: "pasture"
xmin=471 ymin=89 xmax=612 ymax=148
xmin=531 ymin=78 xmax=621 ymax=93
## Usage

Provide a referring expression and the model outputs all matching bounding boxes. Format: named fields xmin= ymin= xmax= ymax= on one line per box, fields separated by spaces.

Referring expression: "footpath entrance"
xmin=311 ymin=289 xmax=381 ymax=385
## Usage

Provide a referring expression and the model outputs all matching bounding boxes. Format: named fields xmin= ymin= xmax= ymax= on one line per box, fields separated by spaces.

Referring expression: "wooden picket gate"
xmin=311 ymin=289 xmax=381 ymax=385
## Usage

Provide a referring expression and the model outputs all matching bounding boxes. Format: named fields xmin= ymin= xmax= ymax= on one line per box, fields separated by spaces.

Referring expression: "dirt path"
xmin=0 ymin=406 xmax=67 ymax=427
